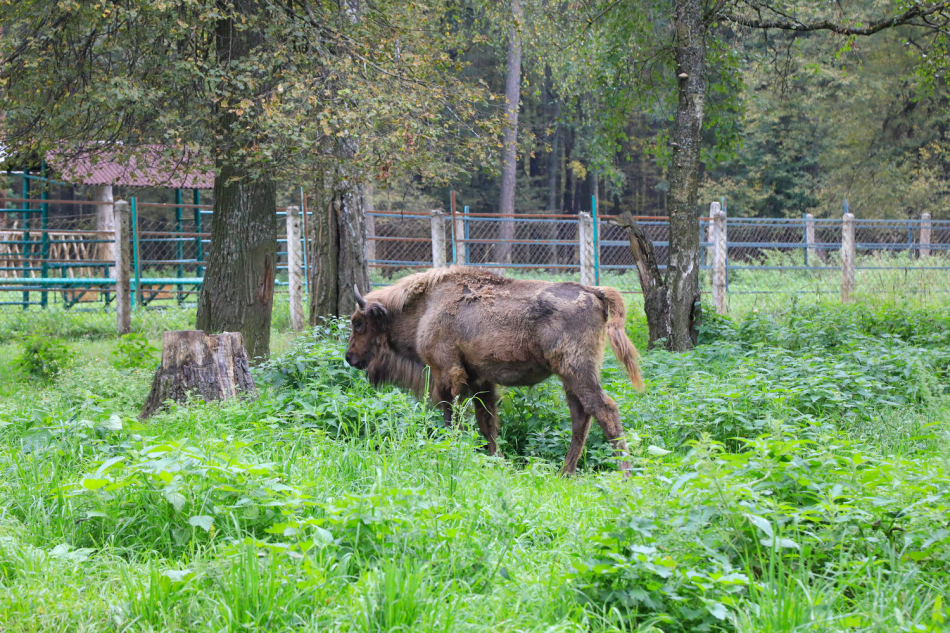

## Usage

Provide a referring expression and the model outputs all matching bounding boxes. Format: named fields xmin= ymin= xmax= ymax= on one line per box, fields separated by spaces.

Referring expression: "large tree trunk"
xmin=196 ymin=164 xmax=277 ymax=361
xmin=141 ymin=330 xmax=256 ymax=419
xmin=308 ymin=169 xmax=370 ymax=321
xmin=196 ymin=0 xmax=277 ymax=362
xmin=494 ymin=0 xmax=523 ymax=265
xmin=666 ymin=0 xmax=707 ymax=351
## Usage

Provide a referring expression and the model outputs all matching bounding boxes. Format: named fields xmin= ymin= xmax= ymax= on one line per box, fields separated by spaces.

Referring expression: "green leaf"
xmin=162 ymin=569 xmax=194 ymax=583
xmin=164 ymin=490 xmax=187 ymax=512
xmin=81 ymin=477 xmax=110 ymax=491
xmin=743 ymin=513 xmax=774 ymax=538
xmin=188 ymin=515 xmax=214 ymax=532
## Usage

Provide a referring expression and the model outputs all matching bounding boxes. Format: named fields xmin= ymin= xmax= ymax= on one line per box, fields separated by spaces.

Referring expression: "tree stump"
xmin=141 ymin=331 xmax=257 ymax=419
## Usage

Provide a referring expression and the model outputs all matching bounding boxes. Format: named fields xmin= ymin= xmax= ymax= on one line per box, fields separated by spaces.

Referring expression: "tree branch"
xmin=724 ymin=1 xmax=950 ymax=35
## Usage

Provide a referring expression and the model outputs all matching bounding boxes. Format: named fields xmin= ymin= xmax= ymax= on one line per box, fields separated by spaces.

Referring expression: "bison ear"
xmin=368 ymin=303 xmax=388 ymax=320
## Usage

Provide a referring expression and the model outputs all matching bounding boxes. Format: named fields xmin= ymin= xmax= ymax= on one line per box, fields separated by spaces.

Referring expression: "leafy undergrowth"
xmin=0 ymin=303 xmax=948 ymax=632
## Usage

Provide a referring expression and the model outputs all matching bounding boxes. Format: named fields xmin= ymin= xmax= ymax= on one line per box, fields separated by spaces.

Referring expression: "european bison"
xmin=345 ymin=266 xmax=644 ymax=475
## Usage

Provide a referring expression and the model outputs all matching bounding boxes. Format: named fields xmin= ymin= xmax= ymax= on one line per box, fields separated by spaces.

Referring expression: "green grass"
xmin=0 ymin=302 xmax=948 ymax=631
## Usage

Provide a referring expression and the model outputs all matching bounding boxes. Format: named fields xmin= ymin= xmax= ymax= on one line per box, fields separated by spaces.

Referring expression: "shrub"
xmin=14 ymin=334 xmax=73 ymax=380
xmin=111 ymin=333 xmax=159 ymax=370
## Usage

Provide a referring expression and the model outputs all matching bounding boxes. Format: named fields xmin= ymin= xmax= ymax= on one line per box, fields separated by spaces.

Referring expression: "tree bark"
xmin=196 ymin=164 xmax=277 ymax=361
xmin=615 ymin=213 xmax=672 ymax=349
xmin=494 ymin=0 xmax=523 ymax=265
xmin=308 ymin=175 xmax=338 ymax=321
xmin=141 ymin=330 xmax=256 ymax=419
xmin=196 ymin=0 xmax=277 ymax=362
xmin=666 ymin=0 xmax=707 ymax=351
xmin=308 ymin=169 xmax=370 ymax=321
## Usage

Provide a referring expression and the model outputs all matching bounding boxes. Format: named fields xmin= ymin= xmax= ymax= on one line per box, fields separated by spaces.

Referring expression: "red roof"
xmin=46 ymin=145 xmax=214 ymax=189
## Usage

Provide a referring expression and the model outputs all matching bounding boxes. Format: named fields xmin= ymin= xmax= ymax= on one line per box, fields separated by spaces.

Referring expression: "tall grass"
xmin=0 ymin=302 xmax=947 ymax=631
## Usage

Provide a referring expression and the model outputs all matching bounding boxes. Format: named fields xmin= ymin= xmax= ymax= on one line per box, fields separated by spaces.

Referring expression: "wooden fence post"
xmin=920 ymin=213 xmax=932 ymax=259
xmin=285 ymin=205 xmax=304 ymax=332
xmin=805 ymin=213 xmax=816 ymax=265
xmin=114 ymin=200 xmax=131 ymax=335
xmin=431 ymin=210 xmax=447 ymax=268
xmin=579 ymin=212 xmax=595 ymax=286
xmin=711 ymin=202 xmax=727 ymax=315
xmin=365 ymin=212 xmax=376 ymax=265
xmin=454 ymin=212 xmax=466 ymax=266
xmin=841 ymin=212 xmax=855 ymax=303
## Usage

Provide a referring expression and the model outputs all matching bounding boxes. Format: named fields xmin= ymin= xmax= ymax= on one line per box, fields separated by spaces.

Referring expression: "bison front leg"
xmin=472 ymin=383 xmax=500 ymax=456
xmin=560 ymin=391 xmax=592 ymax=476
xmin=562 ymin=377 xmax=632 ymax=475
xmin=430 ymin=364 xmax=469 ymax=428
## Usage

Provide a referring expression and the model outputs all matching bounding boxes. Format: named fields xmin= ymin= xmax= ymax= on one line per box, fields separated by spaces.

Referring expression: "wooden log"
xmin=841 ymin=212 xmax=855 ymax=303
xmin=578 ymin=212 xmax=595 ymax=286
xmin=285 ymin=205 xmax=305 ymax=332
xmin=711 ymin=203 xmax=727 ymax=315
xmin=141 ymin=330 xmax=257 ymax=419
xmin=114 ymin=200 xmax=132 ymax=335
xmin=430 ymin=210 xmax=447 ymax=268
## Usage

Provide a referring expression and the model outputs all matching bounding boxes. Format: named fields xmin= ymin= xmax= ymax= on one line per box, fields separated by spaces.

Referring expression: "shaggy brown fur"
xmin=345 ymin=266 xmax=644 ymax=475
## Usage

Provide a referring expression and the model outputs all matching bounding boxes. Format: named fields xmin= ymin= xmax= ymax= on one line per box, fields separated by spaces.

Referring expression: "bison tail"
xmin=598 ymin=286 xmax=645 ymax=392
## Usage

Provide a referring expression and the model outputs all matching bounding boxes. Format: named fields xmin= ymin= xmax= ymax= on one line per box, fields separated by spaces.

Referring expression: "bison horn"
xmin=354 ymin=284 xmax=366 ymax=309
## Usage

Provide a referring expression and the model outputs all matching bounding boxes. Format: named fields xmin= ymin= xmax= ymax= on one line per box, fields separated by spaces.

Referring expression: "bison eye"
xmin=353 ymin=320 xmax=365 ymax=333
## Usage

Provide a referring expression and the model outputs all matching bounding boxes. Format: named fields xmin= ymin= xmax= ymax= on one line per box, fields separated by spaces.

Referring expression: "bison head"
xmin=345 ymin=285 xmax=389 ymax=370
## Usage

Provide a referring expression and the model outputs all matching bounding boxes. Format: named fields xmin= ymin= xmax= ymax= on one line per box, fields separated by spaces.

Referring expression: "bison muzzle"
xmin=345 ymin=266 xmax=644 ymax=475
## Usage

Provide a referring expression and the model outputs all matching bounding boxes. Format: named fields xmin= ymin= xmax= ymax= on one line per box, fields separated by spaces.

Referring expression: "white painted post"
xmin=920 ymin=213 xmax=932 ymax=259
xmin=841 ymin=212 xmax=855 ymax=303
xmin=430 ymin=210 xmax=447 ymax=268
xmin=114 ymin=200 xmax=131 ymax=335
xmin=579 ymin=212 xmax=595 ymax=286
xmin=805 ymin=213 xmax=817 ymax=265
xmin=365 ymin=212 xmax=376 ymax=265
xmin=285 ymin=205 xmax=304 ymax=332
xmin=711 ymin=203 xmax=727 ymax=315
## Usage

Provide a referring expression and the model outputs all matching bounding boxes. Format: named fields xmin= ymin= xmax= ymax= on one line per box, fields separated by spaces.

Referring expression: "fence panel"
xmin=3 ymin=193 xmax=950 ymax=341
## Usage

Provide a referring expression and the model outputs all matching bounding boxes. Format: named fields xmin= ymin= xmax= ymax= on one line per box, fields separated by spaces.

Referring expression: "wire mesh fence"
xmin=3 ymin=192 xmax=950 ymax=341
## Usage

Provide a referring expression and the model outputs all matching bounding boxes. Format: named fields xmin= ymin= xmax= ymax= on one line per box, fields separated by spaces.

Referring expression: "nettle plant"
xmin=14 ymin=334 xmax=73 ymax=380
xmin=111 ymin=333 xmax=159 ymax=370
xmin=570 ymin=427 xmax=950 ymax=631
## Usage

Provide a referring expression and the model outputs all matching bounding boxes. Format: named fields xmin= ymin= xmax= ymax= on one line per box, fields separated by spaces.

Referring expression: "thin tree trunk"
xmin=335 ymin=172 xmax=370 ymax=316
xmin=308 ymin=175 xmax=338 ymax=321
xmin=495 ymin=0 xmax=523 ymax=265
xmin=196 ymin=0 xmax=277 ymax=362
xmin=615 ymin=213 xmax=672 ymax=348
xmin=308 ymin=168 xmax=370 ymax=321
xmin=665 ymin=0 xmax=707 ymax=351
xmin=95 ymin=185 xmax=115 ymax=275
xmin=544 ymin=66 xmax=560 ymax=265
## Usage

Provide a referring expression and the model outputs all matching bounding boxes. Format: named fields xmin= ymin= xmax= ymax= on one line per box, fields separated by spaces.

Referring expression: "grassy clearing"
xmin=0 ymin=303 xmax=948 ymax=632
